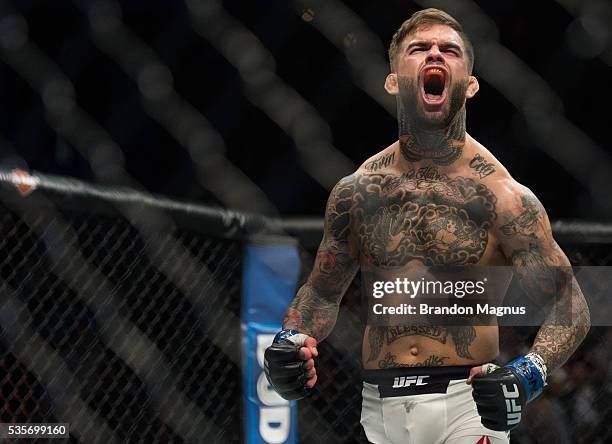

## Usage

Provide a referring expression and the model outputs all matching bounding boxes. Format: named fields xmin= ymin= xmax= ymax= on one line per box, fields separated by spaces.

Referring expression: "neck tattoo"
xmin=399 ymin=108 xmax=466 ymax=166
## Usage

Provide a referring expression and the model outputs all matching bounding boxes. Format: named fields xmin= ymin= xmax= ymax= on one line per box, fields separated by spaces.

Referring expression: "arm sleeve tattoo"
xmin=282 ymin=175 xmax=359 ymax=341
xmin=498 ymin=192 xmax=590 ymax=371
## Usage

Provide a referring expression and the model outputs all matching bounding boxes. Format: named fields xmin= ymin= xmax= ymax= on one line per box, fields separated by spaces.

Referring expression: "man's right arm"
xmin=283 ymin=174 xmax=359 ymax=341
xmin=264 ymin=175 xmax=359 ymax=399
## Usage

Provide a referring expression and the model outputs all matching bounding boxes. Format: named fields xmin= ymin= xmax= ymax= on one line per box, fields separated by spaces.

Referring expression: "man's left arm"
xmin=469 ymin=187 xmax=590 ymax=431
xmin=500 ymin=191 xmax=590 ymax=371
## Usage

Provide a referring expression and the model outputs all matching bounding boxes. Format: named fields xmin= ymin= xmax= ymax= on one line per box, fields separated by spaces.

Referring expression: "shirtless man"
xmin=264 ymin=8 xmax=590 ymax=444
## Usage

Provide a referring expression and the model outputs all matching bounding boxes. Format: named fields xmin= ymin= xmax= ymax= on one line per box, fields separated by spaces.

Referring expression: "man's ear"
xmin=466 ymin=75 xmax=479 ymax=99
xmin=384 ymin=73 xmax=399 ymax=96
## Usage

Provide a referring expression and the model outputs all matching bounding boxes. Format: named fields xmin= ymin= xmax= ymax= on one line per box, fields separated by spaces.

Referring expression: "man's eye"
xmin=410 ymin=47 xmax=425 ymax=53
xmin=445 ymin=49 xmax=459 ymax=55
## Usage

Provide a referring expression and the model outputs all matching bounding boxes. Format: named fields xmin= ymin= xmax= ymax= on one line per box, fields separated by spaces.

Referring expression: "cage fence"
xmin=0 ymin=172 xmax=252 ymax=443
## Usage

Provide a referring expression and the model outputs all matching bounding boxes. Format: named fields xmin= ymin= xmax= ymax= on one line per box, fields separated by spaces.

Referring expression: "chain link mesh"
xmin=0 ymin=201 xmax=243 ymax=443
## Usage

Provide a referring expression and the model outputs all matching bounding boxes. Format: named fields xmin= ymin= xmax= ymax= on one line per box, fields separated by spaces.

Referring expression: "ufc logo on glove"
xmin=501 ymin=383 xmax=522 ymax=426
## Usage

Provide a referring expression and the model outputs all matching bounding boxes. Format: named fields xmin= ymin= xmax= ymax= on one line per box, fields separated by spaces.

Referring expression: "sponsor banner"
xmin=242 ymin=242 xmax=300 ymax=444
xmin=244 ymin=323 xmax=297 ymax=444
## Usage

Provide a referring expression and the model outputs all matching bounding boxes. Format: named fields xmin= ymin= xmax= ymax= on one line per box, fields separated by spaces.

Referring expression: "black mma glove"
xmin=471 ymin=353 xmax=547 ymax=431
xmin=264 ymin=330 xmax=315 ymax=401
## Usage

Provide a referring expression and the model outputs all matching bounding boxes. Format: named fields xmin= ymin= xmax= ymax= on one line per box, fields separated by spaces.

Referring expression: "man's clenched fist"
xmin=264 ymin=330 xmax=318 ymax=401
xmin=467 ymin=353 xmax=547 ymax=431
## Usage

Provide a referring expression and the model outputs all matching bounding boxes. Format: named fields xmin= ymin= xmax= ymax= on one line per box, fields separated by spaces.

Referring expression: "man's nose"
xmin=426 ymin=45 xmax=444 ymax=63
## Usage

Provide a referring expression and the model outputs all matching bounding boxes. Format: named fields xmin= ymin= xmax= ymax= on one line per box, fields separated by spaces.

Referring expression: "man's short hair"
xmin=388 ymin=8 xmax=474 ymax=73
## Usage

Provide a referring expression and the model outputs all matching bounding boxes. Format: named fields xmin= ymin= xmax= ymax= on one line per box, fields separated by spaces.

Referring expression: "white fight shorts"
xmin=361 ymin=366 xmax=510 ymax=444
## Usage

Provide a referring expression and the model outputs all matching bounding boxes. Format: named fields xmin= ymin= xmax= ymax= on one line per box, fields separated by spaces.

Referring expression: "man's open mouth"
xmin=421 ymin=66 xmax=448 ymax=108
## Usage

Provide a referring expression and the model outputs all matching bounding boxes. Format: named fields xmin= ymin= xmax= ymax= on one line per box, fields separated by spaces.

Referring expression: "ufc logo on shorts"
xmin=392 ymin=375 xmax=429 ymax=388
xmin=501 ymin=383 xmax=522 ymax=425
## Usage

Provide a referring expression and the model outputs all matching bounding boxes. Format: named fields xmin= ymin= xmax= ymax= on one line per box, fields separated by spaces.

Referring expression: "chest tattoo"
xmin=333 ymin=169 xmax=497 ymax=266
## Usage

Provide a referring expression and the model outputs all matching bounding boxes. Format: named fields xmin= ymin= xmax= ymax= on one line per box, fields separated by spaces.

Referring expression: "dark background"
xmin=1 ymin=0 xmax=611 ymax=220
xmin=0 ymin=2 xmax=611 ymax=443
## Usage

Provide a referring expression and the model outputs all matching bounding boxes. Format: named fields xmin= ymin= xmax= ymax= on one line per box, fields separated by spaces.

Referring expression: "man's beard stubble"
xmin=397 ymin=75 xmax=468 ymax=132
xmin=397 ymin=75 xmax=469 ymax=165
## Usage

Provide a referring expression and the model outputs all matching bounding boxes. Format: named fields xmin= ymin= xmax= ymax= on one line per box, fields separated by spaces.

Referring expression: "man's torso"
xmin=334 ymin=139 xmax=517 ymax=368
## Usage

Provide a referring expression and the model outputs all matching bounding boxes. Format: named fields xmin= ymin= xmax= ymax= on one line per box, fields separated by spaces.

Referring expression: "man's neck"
xmin=398 ymin=107 xmax=466 ymax=168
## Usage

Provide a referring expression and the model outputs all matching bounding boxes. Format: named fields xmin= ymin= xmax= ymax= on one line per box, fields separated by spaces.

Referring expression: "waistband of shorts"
xmin=362 ymin=365 xmax=476 ymax=384
xmin=362 ymin=365 xmax=482 ymax=398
